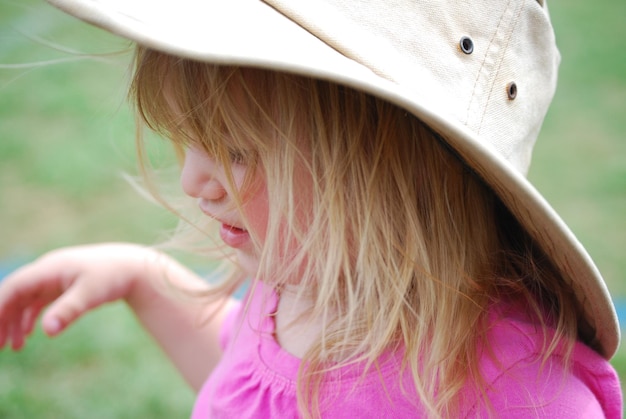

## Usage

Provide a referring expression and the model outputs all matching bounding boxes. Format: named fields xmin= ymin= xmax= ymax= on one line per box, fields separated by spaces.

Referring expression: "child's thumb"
xmin=41 ymin=284 xmax=92 ymax=337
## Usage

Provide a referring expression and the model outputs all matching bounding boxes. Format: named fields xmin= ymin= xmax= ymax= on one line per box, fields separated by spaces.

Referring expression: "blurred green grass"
xmin=0 ymin=1 xmax=191 ymax=417
xmin=0 ymin=0 xmax=624 ymax=417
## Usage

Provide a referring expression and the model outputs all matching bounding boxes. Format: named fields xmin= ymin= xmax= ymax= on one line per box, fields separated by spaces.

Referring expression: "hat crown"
xmin=268 ymin=0 xmax=560 ymax=175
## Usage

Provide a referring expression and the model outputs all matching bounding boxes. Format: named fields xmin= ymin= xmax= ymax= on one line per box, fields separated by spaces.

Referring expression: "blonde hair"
xmin=130 ymin=47 xmax=579 ymax=418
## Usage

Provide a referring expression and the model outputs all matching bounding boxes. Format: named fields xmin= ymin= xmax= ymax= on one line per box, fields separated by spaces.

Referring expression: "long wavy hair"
xmin=130 ymin=46 xmax=579 ymax=418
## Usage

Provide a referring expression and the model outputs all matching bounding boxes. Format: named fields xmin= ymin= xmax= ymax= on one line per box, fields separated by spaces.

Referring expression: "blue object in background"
xmin=0 ymin=261 xmax=19 ymax=282
xmin=614 ymin=300 xmax=626 ymax=331
xmin=0 ymin=257 xmax=32 ymax=283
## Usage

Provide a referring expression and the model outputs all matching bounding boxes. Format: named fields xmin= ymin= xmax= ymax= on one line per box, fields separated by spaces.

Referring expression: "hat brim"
xmin=47 ymin=0 xmax=619 ymax=358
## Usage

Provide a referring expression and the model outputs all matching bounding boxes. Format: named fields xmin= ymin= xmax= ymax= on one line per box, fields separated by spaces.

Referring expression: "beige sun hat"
xmin=45 ymin=0 xmax=619 ymax=358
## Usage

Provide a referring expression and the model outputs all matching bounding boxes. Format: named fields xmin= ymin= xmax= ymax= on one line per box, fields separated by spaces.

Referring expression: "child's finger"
xmin=21 ymin=303 xmax=44 ymax=337
xmin=0 ymin=263 xmax=65 ymax=317
xmin=40 ymin=279 xmax=96 ymax=337
xmin=0 ymin=304 xmax=23 ymax=350
xmin=0 ymin=324 xmax=5 ymax=349
xmin=0 ymin=306 xmax=10 ymax=348
xmin=10 ymin=321 xmax=25 ymax=351
xmin=0 ymin=319 xmax=10 ymax=349
xmin=0 ymin=259 xmax=78 ymax=339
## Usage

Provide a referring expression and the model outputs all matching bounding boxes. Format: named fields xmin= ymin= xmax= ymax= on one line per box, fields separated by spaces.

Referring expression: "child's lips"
xmin=197 ymin=201 xmax=250 ymax=248
xmin=219 ymin=223 xmax=250 ymax=248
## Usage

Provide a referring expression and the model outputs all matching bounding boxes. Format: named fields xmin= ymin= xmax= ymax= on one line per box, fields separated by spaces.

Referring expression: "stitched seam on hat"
xmin=264 ymin=0 xmax=397 ymax=83
xmin=465 ymin=0 xmax=513 ymax=127
xmin=475 ymin=0 xmax=525 ymax=135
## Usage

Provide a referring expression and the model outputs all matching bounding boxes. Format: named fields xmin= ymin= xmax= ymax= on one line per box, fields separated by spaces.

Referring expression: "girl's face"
xmin=180 ymin=146 xmax=269 ymax=276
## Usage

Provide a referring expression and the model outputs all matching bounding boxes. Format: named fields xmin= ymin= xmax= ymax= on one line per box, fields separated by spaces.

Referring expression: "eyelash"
xmin=228 ymin=149 xmax=246 ymax=165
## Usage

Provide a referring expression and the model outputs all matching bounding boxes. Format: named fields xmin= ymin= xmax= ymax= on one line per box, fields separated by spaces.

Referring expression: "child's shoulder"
xmin=469 ymin=301 xmax=622 ymax=418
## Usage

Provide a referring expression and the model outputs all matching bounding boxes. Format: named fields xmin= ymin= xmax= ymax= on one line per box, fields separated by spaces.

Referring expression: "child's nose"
xmin=180 ymin=148 xmax=226 ymax=201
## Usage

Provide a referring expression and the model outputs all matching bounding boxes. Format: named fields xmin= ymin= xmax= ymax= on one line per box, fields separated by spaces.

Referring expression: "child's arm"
xmin=0 ymin=243 xmax=234 ymax=391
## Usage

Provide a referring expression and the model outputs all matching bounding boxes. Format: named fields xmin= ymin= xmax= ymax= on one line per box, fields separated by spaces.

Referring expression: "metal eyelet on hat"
xmin=459 ymin=36 xmax=474 ymax=54
xmin=507 ymin=82 xmax=518 ymax=100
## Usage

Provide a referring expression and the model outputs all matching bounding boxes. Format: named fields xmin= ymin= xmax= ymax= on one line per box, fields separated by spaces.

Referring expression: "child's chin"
xmin=234 ymin=250 xmax=260 ymax=278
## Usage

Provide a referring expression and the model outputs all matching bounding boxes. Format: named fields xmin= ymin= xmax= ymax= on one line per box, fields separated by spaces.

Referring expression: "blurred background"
xmin=0 ymin=0 xmax=624 ymax=417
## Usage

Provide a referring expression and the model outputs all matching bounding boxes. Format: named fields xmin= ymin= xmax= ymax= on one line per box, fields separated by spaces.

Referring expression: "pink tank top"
xmin=191 ymin=282 xmax=622 ymax=418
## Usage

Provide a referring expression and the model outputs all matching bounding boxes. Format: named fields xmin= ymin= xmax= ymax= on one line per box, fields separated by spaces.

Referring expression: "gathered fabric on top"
xmin=191 ymin=281 xmax=621 ymax=418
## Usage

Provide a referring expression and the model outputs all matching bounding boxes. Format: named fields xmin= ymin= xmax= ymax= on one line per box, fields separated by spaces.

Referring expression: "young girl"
xmin=0 ymin=0 xmax=622 ymax=417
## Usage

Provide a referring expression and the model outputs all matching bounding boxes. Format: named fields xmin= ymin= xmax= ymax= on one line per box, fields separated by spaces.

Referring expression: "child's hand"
xmin=0 ymin=243 xmax=161 ymax=350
